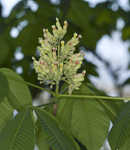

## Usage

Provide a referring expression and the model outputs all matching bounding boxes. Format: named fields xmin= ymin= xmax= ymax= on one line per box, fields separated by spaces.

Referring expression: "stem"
xmin=56 ymin=81 xmax=59 ymax=96
xmin=58 ymin=94 xmax=130 ymax=101
xmin=6 ymin=69 xmax=58 ymax=96
xmin=32 ymin=93 xmax=130 ymax=110
xmin=25 ymin=81 xmax=56 ymax=96
xmin=52 ymin=82 xmax=59 ymax=116
xmin=6 ymin=75 xmax=56 ymax=96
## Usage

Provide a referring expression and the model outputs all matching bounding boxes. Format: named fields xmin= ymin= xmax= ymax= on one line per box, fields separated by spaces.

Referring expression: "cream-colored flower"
xmin=33 ymin=18 xmax=86 ymax=94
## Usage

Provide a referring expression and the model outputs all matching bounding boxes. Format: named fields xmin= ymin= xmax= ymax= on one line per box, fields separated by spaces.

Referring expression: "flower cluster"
xmin=33 ymin=18 xmax=86 ymax=94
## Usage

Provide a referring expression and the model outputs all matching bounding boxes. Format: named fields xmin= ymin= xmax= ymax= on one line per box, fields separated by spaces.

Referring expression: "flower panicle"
xmin=33 ymin=18 xmax=86 ymax=94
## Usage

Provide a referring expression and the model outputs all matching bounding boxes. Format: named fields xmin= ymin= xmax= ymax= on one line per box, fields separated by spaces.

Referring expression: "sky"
xmin=1 ymin=0 xmax=21 ymax=17
xmin=1 ymin=0 xmax=130 ymax=96
xmin=85 ymin=0 xmax=130 ymax=10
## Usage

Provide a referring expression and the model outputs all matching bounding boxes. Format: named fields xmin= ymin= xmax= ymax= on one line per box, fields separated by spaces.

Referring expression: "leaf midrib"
xmin=9 ymin=111 xmax=26 ymax=150
xmin=38 ymin=111 xmax=72 ymax=150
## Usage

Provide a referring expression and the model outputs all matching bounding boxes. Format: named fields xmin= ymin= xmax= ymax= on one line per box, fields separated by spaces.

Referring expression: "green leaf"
xmin=37 ymin=131 xmax=50 ymax=150
xmin=36 ymin=119 xmax=49 ymax=150
xmin=71 ymin=84 xmax=110 ymax=150
xmin=37 ymin=126 xmax=50 ymax=150
xmin=58 ymin=83 xmax=125 ymax=150
xmin=0 ymin=97 xmax=13 ymax=133
xmin=0 ymin=72 xmax=9 ymax=102
xmin=119 ymin=141 xmax=130 ymax=150
xmin=98 ymin=100 xmax=124 ymax=123
xmin=0 ymin=68 xmax=32 ymax=108
xmin=71 ymin=99 xmax=109 ymax=150
xmin=108 ymin=102 xmax=130 ymax=150
xmin=86 ymin=83 xmax=125 ymax=123
xmin=35 ymin=108 xmax=80 ymax=150
xmin=0 ymin=109 xmax=35 ymax=150
xmin=57 ymin=98 xmax=74 ymax=132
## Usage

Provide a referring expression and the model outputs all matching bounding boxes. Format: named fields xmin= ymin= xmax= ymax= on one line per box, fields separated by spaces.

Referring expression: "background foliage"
xmin=0 ymin=0 xmax=130 ymax=150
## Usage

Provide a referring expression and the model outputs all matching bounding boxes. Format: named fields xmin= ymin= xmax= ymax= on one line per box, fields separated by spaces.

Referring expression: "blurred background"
xmin=0 ymin=0 xmax=130 ymax=149
xmin=0 ymin=0 xmax=130 ymax=100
